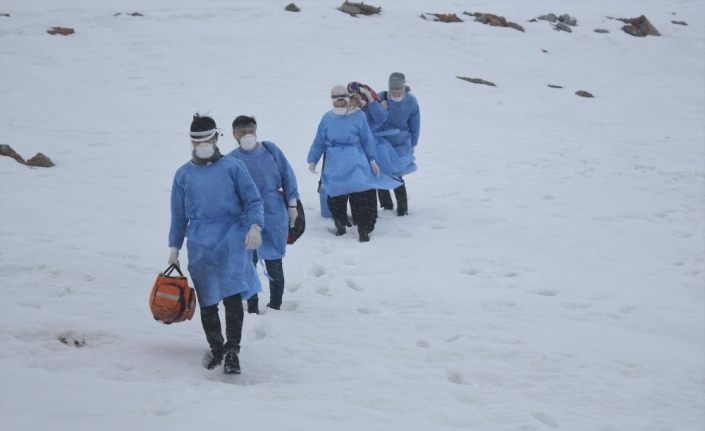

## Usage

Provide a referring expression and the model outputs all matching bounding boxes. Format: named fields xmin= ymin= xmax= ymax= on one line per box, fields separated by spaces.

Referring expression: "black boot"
xmin=394 ymin=184 xmax=408 ymax=216
xmin=223 ymin=348 xmax=241 ymax=375
xmin=334 ymin=218 xmax=347 ymax=236
xmin=203 ymin=347 xmax=224 ymax=370
xmin=358 ymin=225 xmax=370 ymax=242
xmin=247 ymin=296 xmax=260 ymax=314
xmin=378 ymin=189 xmax=394 ymax=210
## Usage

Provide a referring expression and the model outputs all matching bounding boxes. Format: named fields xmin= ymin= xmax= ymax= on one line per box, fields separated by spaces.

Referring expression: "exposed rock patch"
xmin=671 ymin=20 xmax=687 ymax=26
xmin=0 ymin=145 xmax=55 ymax=167
xmin=594 ymin=28 xmax=609 ymax=33
xmin=618 ymin=15 xmax=660 ymax=37
xmin=47 ymin=26 xmax=75 ymax=35
xmin=0 ymin=144 xmax=25 ymax=164
xmin=575 ymin=90 xmax=594 ymax=98
xmin=338 ymin=1 xmax=380 ymax=17
xmin=463 ymin=11 xmax=524 ymax=32
xmin=548 ymin=84 xmax=563 ymax=89
xmin=25 ymin=153 xmax=55 ymax=167
xmin=421 ymin=13 xmax=463 ymax=23
xmin=285 ymin=3 xmax=300 ymax=12
xmin=457 ymin=76 xmax=496 ymax=87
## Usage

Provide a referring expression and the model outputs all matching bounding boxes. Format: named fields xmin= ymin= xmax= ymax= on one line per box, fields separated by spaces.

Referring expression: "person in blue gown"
xmin=307 ymin=85 xmax=401 ymax=242
xmin=376 ymin=72 xmax=420 ymax=216
xmin=168 ymin=114 xmax=264 ymax=374
xmin=228 ymin=115 xmax=299 ymax=313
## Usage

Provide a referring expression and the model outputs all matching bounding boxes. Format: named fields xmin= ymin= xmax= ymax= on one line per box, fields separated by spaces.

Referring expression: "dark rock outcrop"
xmin=421 ymin=13 xmax=463 ymax=23
xmin=25 ymin=153 xmax=55 ymax=167
xmin=285 ymin=3 xmax=300 ymax=12
xmin=620 ymin=15 xmax=660 ymax=37
xmin=338 ymin=1 xmax=380 ymax=17
xmin=463 ymin=11 xmax=524 ymax=32
xmin=47 ymin=26 xmax=75 ymax=35
xmin=457 ymin=76 xmax=496 ymax=87
xmin=575 ymin=90 xmax=594 ymax=98
xmin=0 ymin=144 xmax=25 ymax=164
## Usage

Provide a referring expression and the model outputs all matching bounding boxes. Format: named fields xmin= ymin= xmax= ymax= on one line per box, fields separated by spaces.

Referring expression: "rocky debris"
xmin=47 ymin=26 xmax=75 ymax=36
xmin=58 ymin=332 xmax=86 ymax=348
xmin=0 ymin=145 xmax=55 ymax=167
xmin=619 ymin=15 xmax=660 ymax=37
xmin=463 ymin=11 xmax=524 ymax=32
xmin=0 ymin=144 xmax=25 ymax=164
xmin=457 ymin=76 xmax=496 ymax=87
xmin=421 ymin=13 xmax=463 ymax=23
xmin=538 ymin=13 xmax=577 ymax=26
xmin=548 ymin=84 xmax=563 ymax=89
xmin=594 ymin=28 xmax=609 ymax=33
xmin=554 ymin=22 xmax=572 ymax=32
xmin=285 ymin=3 xmax=300 ymax=12
xmin=338 ymin=1 xmax=380 ymax=17
xmin=25 ymin=153 xmax=55 ymax=167
xmin=113 ymin=12 xmax=144 ymax=17
xmin=542 ymin=49 xmax=548 ymax=53
xmin=575 ymin=90 xmax=594 ymax=98
xmin=1 ymin=13 xmax=10 ymax=17
xmin=672 ymin=20 xmax=687 ymax=26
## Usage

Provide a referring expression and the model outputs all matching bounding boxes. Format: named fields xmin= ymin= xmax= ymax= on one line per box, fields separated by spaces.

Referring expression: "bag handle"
xmin=164 ymin=264 xmax=184 ymax=277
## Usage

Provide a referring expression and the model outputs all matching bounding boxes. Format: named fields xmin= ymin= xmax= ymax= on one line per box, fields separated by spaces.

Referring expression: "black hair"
xmin=190 ymin=113 xmax=217 ymax=132
xmin=232 ymin=115 xmax=257 ymax=130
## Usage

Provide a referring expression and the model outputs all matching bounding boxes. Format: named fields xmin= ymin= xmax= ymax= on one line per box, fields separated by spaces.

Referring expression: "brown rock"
xmin=25 ymin=153 xmax=55 ymax=167
xmin=47 ymin=26 xmax=75 ymax=36
xmin=621 ymin=15 xmax=660 ymax=37
xmin=672 ymin=20 xmax=687 ymax=26
xmin=457 ymin=76 xmax=496 ymax=87
xmin=575 ymin=90 xmax=594 ymax=98
xmin=421 ymin=13 xmax=462 ymax=23
xmin=464 ymin=11 xmax=524 ymax=31
xmin=594 ymin=28 xmax=609 ymax=33
xmin=0 ymin=144 xmax=25 ymax=164
xmin=338 ymin=1 xmax=380 ymax=17
xmin=285 ymin=3 xmax=300 ymax=12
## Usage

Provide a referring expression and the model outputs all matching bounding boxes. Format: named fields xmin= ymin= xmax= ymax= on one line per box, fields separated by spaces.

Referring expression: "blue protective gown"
xmin=307 ymin=110 xmax=401 ymax=197
xmin=378 ymin=91 xmax=420 ymax=176
xmin=361 ymin=101 xmax=405 ymax=178
xmin=169 ymin=155 xmax=264 ymax=307
xmin=229 ymin=141 xmax=299 ymax=260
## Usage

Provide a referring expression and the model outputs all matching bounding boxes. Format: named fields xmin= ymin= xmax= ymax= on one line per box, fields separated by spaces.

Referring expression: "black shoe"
xmin=381 ymin=204 xmax=393 ymax=210
xmin=267 ymin=302 xmax=280 ymax=310
xmin=247 ymin=298 xmax=259 ymax=314
xmin=223 ymin=349 xmax=241 ymax=375
xmin=358 ymin=230 xmax=370 ymax=242
xmin=334 ymin=219 xmax=347 ymax=236
xmin=203 ymin=348 xmax=224 ymax=370
xmin=397 ymin=208 xmax=408 ymax=216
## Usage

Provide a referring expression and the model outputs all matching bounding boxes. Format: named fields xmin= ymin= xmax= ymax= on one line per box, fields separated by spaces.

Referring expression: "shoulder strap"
xmin=261 ymin=141 xmax=288 ymax=193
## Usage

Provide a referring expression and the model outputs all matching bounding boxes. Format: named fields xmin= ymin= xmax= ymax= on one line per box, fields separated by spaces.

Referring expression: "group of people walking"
xmin=166 ymin=72 xmax=421 ymax=374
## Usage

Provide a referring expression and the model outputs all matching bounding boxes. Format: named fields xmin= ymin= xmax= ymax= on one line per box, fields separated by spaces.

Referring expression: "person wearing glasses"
xmin=307 ymin=85 xmax=401 ymax=242
xmin=228 ymin=115 xmax=299 ymax=314
xmin=167 ymin=113 xmax=264 ymax=375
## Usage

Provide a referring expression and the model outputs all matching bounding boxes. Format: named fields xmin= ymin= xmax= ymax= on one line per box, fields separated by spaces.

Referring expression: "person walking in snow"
xmin=228 ymin=115 xmax=299 ymax=314
xmin=168 ymin=114 xmax=264 ymax=375
xmin=307 ymin=85 xmax=401 ymax=242
xmin=376 ymin=72 xmax=420 ymax=216
xmin=347 ymin=81 xmax=405 ymax=183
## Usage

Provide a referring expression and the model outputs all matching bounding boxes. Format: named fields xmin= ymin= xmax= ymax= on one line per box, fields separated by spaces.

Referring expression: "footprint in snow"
xmin=530 ymin=412 xmax=558 ymax=428
xmin=356 ymin=308 xmax=381 ymax=315
xmin=532 ymin=289 xmax=558 ymax=297
xmin=345 ymin=278 xmax=363 ymax=291
xmin=416 ymin=339 xmax=431 ymax=348
xmin=310 ymin=263 xmax=325 ymax=278
xmin=279 ymin=301 xmax=298 ymax=311
xmin=446 ymin=370 xmax=465 ymax=385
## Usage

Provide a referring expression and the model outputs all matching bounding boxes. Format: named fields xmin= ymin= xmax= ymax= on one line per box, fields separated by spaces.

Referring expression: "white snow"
xmin=1 ymin=1 xmax=704 ymax=430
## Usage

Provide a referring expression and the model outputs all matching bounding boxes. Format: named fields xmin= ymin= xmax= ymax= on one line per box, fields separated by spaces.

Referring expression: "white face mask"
xmin=333 ymin=107 xmax=348 ymax=115
xmin=194 ymin=142 xmax=215 ymax=159
xmin=239 ymin=134 xmax=257 ymax=151
xmin=390 ymin=95 xmax=404 ymax=102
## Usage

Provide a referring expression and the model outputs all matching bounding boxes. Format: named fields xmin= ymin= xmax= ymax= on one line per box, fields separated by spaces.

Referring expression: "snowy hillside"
xmin=1 ymin=1 xmax=703 ymax=430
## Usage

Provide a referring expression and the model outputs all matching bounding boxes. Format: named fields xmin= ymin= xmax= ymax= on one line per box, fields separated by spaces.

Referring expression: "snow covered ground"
xmin=1 ymin=1 xmax=703 ymax=430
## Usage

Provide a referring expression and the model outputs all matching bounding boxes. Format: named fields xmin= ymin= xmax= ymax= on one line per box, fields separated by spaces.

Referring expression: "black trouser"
xmin=378 ymin=178 xmax=407 ymax=213
xmin=328 ymin=189 xmax=377 ymax=234
xmin=200 ymin=293 xmax=243 ymax=353
xmin=250 ymin=251 xmax=285 ymax=309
